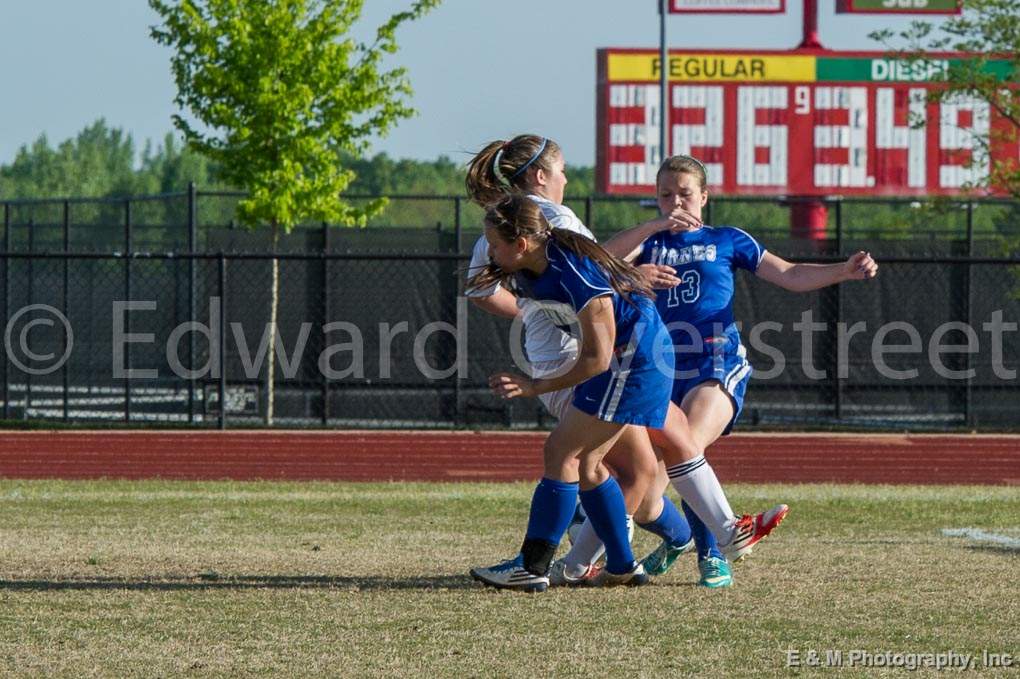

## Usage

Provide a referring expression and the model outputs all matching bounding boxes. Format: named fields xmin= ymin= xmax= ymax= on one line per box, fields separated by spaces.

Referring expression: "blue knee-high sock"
xmin=638 ymin=495 xmax=692 ymax=548
xmin=579 ymin=477 xmax=635 ymax=575
xmin=525 ymin=478 xmax=579 ymax=544
xmin=682 ymin=498 xmax=723 ymax=560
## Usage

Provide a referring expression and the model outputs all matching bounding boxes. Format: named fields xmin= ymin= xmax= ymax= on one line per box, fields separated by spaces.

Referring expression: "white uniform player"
xmin=465 ymin=194 xmax=594 ymax=420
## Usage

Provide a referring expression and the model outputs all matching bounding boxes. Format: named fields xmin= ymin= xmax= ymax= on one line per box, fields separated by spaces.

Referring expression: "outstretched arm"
xmin=756 ymin=251 xmax=878 ymax=292
xmin=489 ymin=296 xmax=616 ymax=399
xmin=602 ymin=206 xmax=703 ymax=262
xmin=602 ymin=221 xmax=665 ymax=262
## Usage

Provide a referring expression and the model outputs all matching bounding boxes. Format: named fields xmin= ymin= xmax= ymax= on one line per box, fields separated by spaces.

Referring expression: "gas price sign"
xmin=597 ymin=49 xmax=1015 ymax=196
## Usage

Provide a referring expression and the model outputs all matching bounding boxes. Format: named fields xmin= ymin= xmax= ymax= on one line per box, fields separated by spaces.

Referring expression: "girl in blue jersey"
xmin=464 ymin=135 xmax=698 ymax=588
xmin=467 ymin=193 xmax=667 ymax=589
xmin=604 ymin=155 xmax=877 ymax=587
xmin=467 ymin=193 xmax=788 ymax=591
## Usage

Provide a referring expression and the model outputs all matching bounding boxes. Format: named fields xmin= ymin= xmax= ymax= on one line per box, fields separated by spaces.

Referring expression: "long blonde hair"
xmin=466 ymin=195 xmax=653 ymax=303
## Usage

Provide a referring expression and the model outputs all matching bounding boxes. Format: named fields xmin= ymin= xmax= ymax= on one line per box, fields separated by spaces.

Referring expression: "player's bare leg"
xmin=554 ymin=426 xmax=655 ymax=585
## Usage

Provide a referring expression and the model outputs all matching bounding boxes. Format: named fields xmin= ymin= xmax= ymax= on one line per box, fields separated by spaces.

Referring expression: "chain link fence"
xmin=2 ymin=188 xmax=1018 ymax=430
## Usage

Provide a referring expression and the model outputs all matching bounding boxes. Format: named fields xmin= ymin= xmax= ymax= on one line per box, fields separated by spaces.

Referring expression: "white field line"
xmin=941 ymin=528 xmax=1020 ymax=549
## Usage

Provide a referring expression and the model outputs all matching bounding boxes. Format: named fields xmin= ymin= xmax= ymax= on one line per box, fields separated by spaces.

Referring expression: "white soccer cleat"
xmin=469 ymin=554 xmax=549 ymax=592
xmin=548 ymin=558 xmax=602 ymax=587
xmin=591 ymin=561 xmax=649 ymax=587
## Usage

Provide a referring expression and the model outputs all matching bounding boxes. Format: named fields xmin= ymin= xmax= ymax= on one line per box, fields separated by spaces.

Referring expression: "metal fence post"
xmin=449 ymin=197 xmax=465 ymax=426
xmin=188 ymin=182 xmax=197 ymax=424
xmin=26 ymin=218 xmax=33 ymax=419
xmin=124 ymin=199 xmax=132 ymax=423
xmin=63 ymin=200 xmax=70 ymax=422
xmin=321 ymin=222 xmax=330 ymax=427
xmin=456 ymin=195 xmax=467 ymax=426
xmin=2 ymin=203 xmax=9 ymax=420
xmin=218 ymin=252 xmax=227 ymax=430
xmin=454 ymin=196 xmax=462 ymax=254
xmin=453 ymin=252 xmax=465 ymax=427
xmin=585 ymin=196 xmax=593 ymax=230
xmin=834 ymin=198 xmax=844 ymax=420
xmin=965 ymin=200 xmax=974 ymax=428
xmin=834 ymin=198 xmax=844 ymax=254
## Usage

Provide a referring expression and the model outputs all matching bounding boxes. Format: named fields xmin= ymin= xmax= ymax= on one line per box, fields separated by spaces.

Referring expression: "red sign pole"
xmin=659 ymin=0 xmax=669 ymax=168
xmin=789 ymin=200 xmax=829 ymax=240
xmin=799 ymin=0 xmax=822 ymax=49
xmin=795 ymin=0 xmax=826 ymax=241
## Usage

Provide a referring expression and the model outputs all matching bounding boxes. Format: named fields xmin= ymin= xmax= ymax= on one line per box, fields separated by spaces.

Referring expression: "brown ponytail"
xmin=466 ymin=195 xmax=653 ymax=303
xmin=464 ymin=135 xmax=562 ymax=207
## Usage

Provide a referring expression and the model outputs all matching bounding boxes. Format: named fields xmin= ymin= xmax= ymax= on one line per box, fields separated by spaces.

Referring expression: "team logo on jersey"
xmin=649 ymin=244 xmax=717 ymax=266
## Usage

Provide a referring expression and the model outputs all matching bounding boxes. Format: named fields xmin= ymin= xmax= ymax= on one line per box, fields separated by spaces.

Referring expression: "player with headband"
xmin=465 ymin=139 xmax=789 ymax=591
xmin=464 ymin=135 xmax=698 ymax=589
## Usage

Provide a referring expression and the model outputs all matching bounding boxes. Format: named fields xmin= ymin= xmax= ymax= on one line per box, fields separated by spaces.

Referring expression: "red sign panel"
xmin=670 ymin=0 xmax=785 ymax=12
xmin=596 ymin=49 xmax=1017 ymax=196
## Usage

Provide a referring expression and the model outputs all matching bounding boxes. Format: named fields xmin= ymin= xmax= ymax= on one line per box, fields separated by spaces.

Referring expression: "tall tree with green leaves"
xmin=150 ymin=0 xmax=439 ymax=423
xmin=0 ymin=120 xmax=139 ymax=199
xmin=870 ymin=0 xmax=1020 ymax=198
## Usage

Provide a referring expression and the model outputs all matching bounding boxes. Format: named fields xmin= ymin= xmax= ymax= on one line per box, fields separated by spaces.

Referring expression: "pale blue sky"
xmin=1 ymin=1 xmax=944 ymax=166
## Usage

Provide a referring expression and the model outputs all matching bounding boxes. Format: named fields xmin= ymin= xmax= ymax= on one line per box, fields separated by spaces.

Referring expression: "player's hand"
xmin=663 ymin=205 xmax=702 ymax=233
xmin=646 ymin=206 xmax=701 ymax=234
xmin=636 ymin=263 xmax=680 ymax=289
xmin=489 ymin=372 xmax=536 ymax=399
xmin=844 ymin=251 xmax=878 ymax=280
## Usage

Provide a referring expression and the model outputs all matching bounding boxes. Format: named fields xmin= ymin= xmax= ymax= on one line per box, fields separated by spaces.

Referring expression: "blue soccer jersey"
xmin=515 ymin=241 xmax=653 ymax=351
xmin=514 ymin=240 xmax=674 ymax=427
xmin=634 ymin=226 xmax=766 ymax=342
xmin=635 ymin=225 xmax=765 ymax=433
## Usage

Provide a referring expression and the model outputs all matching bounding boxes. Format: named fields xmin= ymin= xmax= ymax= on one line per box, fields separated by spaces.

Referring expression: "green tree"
xmin=0 ymin=120 xmax=139 ymax=199
xmin=0 ymin=120 xmax=223 ymax=200
xmin=149 ymin=0 xmax=439 ymax=423
xmin=137 ymin=132 xmax=224 ymax=195
xmin=870 ymin=0 xmax=1020 ymax=198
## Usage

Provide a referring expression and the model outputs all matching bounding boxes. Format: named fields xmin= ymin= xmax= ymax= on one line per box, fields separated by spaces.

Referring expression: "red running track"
xmin=0 ymin=431 xmax=1017 ymax=485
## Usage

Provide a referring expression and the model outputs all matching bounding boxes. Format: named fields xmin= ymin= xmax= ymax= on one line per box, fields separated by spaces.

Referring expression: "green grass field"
xmin=0 ymin=480 xmax=1017 ymax=678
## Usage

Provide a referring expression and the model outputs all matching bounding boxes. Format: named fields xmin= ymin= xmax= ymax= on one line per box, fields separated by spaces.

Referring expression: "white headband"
xmin=492 ymin=148 xmax=511 ymax=187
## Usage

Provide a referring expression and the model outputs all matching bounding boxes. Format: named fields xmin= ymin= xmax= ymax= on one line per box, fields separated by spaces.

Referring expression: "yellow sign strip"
xmin=607 ymin=53 xmax=817 ymax=82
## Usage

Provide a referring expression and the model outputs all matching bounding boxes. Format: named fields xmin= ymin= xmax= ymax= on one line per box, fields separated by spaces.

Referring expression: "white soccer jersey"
xmin=466 ymin=195 xmax=594 ymax=364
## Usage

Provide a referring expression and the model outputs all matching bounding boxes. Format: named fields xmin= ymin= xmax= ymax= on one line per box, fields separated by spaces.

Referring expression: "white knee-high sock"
xmin=563 ymin=515 xmax=634 ymax=577
xmin=666 ymin=455 xmax=736 ymax=546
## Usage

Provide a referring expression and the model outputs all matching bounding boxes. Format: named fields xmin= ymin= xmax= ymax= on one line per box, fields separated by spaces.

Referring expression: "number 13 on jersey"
xmin=666 ymin=269 xmax=701 ymax=307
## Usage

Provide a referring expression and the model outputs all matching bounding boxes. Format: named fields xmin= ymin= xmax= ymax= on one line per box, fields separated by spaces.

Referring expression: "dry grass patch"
xmin=0 ymin=480 xmax=1017 ymax=678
